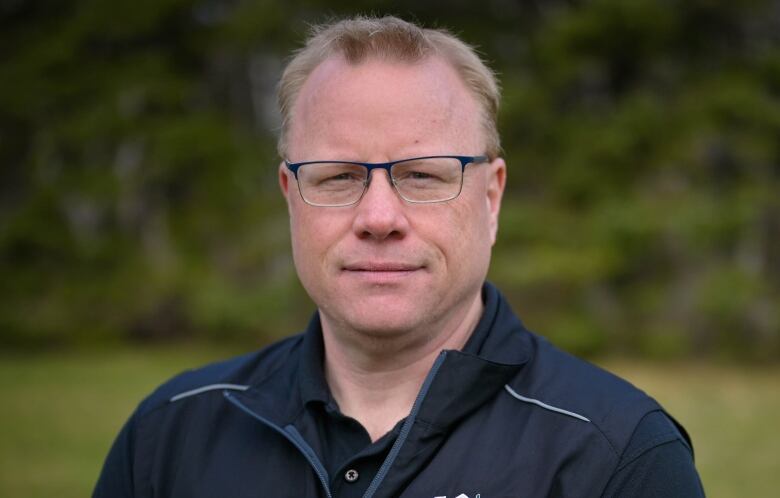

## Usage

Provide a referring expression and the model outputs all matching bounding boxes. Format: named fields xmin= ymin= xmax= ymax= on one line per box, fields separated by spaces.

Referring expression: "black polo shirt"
xmin=296 ymin=326 xmax=400 ymax=497
xmin=292 ymin=289 xmax=703 ymax=498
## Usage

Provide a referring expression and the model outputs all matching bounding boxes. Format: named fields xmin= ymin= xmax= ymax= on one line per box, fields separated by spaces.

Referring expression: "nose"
xmin=351 ymin=169 xmax=410 ymax=241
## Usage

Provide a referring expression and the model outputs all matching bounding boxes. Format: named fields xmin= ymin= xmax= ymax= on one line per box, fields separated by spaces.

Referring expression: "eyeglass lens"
xmin=296 ymin=157 xmax=464 ymax=206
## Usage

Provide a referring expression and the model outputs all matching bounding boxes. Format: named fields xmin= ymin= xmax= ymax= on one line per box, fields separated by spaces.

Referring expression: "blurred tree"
xmin=491 ymin=0 xmax=780 ymax=359
xmin=1 ymin=0 xmax=778 ymax=359
xmin=0 ymin=0 xmax=298 ymax=347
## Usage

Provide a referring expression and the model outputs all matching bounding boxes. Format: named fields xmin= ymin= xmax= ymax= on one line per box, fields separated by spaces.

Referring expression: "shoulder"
xmin=94 ymin=334 xmax=307 ymax=497
xmin=509 ymin=333 xmax=665 ymax=453
xmin=135 ymin=333 xmax=304 ymax=418
xmin=518 ymin=333 xmax=659 ymax=414
xmin=601 ymin=411 xmax=704 ymax=497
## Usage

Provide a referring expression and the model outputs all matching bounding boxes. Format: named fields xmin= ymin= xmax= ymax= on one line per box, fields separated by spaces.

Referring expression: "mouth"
xmin=341 ymin=262 xmax=424 ymax=283
xmin=342 ymin=262 xmax=423 ymax=272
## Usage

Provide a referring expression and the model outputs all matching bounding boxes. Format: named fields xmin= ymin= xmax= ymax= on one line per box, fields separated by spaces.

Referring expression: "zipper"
xmin=224 ymin=391 xmax=333 ymax=498
xmin=362 ymin=351 xmax=448 ymax=498
xmin=224 ymin=350 xmax=448 ymax=498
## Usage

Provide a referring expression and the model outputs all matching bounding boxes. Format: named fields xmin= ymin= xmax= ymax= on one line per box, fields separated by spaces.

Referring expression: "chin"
xmin=331 ymin=300 xmax=431 ymax=337
xmin=352 ymin=315 xmax=418 ymax=334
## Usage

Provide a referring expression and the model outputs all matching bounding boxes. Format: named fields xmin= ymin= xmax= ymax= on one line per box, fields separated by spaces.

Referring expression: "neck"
xmin=321 ymin=290 xmax=484 ymax=441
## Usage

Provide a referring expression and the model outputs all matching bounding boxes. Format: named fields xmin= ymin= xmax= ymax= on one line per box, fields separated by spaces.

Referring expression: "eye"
xmin=300 ymin=163 xmax=367 ymax=187
xmin=396 ymin=169 xmax=446 ymax=183
xmin=326 ymin=172 xmax=358 ymax=181
xmin=408 ymin=171 xmax=435 ymax=180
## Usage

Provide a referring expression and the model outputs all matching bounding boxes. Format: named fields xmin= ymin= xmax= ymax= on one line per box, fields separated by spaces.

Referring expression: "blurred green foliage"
xmin=1 ymin=0 xmax=778 ymax=359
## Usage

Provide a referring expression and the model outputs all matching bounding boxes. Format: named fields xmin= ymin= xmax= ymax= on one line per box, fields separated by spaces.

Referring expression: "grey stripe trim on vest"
xmin=170 ymin=383 xmax=250 ymax=403
xmin=504 ymin=384 xmax=591 ymax=423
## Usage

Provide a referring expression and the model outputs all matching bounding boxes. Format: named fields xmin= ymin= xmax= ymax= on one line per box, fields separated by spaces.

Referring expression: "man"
xmin=95 ymin=16 xmax=705 ymax=498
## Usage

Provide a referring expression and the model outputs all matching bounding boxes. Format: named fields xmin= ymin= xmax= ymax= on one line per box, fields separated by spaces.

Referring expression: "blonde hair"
xmin=277 ymin=16 xmax=501 ymax=158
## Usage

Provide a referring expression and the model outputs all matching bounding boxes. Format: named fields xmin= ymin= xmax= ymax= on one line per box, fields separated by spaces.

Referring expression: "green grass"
xmin=0 ymin=346 xmax=239 ymax=498
xmin=0 ymin=348 xmax=777 ymax=497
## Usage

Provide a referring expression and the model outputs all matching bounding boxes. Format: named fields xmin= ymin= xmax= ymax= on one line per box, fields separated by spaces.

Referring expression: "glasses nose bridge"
xmin=363 ymin=162 xmax=400 ymax=197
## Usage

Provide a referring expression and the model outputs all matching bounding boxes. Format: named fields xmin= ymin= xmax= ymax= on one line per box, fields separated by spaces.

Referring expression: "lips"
xmin=341 ymin=262 xmax=422 ymax=284
xmin=342 ymin=261 xmax=422 ymax=272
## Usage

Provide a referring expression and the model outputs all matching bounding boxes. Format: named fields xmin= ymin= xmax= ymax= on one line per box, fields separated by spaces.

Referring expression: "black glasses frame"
xmin=284 ymin=155 xmax=489 ymax=207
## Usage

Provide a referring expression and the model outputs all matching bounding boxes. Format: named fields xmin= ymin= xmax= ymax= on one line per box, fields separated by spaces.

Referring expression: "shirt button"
xmin=344 ymin=469 xmax=359 ymax=483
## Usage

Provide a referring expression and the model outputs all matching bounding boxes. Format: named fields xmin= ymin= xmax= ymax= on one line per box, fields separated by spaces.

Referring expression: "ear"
xmin=279 ymin=161 xmax=291 ymax=200
xmin=485 ymin=157 xmax=506 ymax=246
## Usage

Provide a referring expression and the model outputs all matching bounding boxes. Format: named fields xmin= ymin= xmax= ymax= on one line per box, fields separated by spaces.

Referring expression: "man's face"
xmin=280 ymin=55 xmax=505 ymax=339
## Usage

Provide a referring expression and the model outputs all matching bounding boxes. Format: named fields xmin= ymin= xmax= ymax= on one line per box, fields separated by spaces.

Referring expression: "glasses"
xmin=285 ymin=155 xmax=489 ymax=207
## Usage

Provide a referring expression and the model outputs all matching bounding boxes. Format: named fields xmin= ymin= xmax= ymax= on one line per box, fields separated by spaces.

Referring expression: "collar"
xmin=232 ymin=282 xmax=533 ymax=429
xmin=413 ymin=282 xmax=533 ymax=429
xmin=298 ymin=282 xmax=533 ymax=421
xmin=298 ymin=313 xmax=332 ymax=407
xmin=464 ymin=282 xmax=534 ymax=365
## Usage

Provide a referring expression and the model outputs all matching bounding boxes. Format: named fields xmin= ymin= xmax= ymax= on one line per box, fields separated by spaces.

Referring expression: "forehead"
xmin=288 ymin=55 xmax=483 ymax=160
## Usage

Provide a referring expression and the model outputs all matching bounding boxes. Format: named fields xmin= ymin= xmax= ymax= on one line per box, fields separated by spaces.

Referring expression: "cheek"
xmin=289 ymin=207 xmax=325 ymax=271
xmin=457 ymin=195 xmax=495 ymax=270
xmin=289 ymin=206 xmax=349 ymax=270
xmin=418 ymin=198 xmax=492 ymax=267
